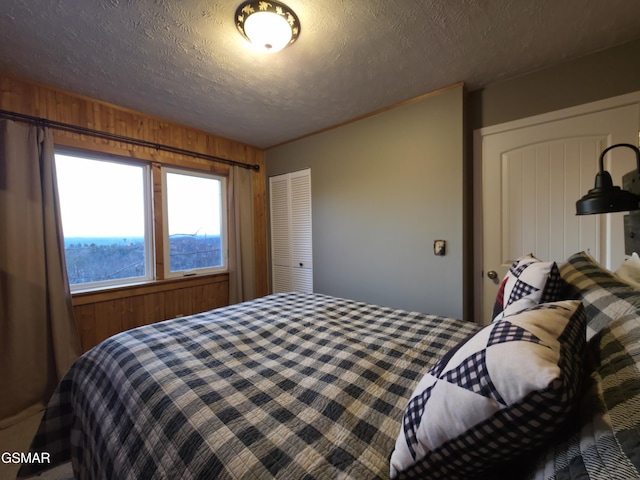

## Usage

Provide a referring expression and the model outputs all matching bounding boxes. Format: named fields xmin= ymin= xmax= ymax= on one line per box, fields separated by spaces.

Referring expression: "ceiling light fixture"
xmin=576 ymin=143 xmax=640 ymax=215
xmin=235 ymin=1 xmax=300 ymax=53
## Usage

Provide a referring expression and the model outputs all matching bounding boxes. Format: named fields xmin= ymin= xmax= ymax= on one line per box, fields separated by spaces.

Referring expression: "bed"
xmin=19 ymin=291 xmax=478 ymax=479
xmin=18 ymin=252 xmax=640 ymax=479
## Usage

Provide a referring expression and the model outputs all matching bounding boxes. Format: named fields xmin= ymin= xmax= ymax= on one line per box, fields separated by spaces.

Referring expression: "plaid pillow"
xmin=560 ymin=251 xmax=640 ymax=340
xmin=390 ymin=300 xmax=586 ymax=479
xmin=492 ymin=254 xmax=563 ymax=322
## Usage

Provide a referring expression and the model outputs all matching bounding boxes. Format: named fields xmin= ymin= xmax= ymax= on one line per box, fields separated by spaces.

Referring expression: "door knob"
xmin=487 ymin=270 xmax=498 ymax=280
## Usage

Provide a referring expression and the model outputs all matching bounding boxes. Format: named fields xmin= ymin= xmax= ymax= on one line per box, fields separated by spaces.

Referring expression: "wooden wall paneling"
xmin=192 ymin=282 xmax=225 ymax=314
xmin=2 ymin=72 xmax=269 ymax=349
xmin=71 ymin=278 xmax=232 ymax=351
xmin=143 ymin=292 xmax=166 ymax=326
xmin=94 ymin=300 xmax=124 ymax=348
xmin=186 ymin=286 xmax=200 ymax=316
xmin=192 ymin=284 xmax=209 ymax=314
xmin=209 ymin=282 xmax=224 ymax=311
xmin=201 ymin=280 xmax=228 ymax=315
xmin=167 ymin=287 xmax=186 ymax=316
xmin=162 ymin=287 xmax=191 ymax=320
xmin=215 ymin=281 xmax=229 ymax=309
xmin=124 ymin=295 xmax=147 ymax=331
xmin=73 ymin=304 xmax=97 ymax=351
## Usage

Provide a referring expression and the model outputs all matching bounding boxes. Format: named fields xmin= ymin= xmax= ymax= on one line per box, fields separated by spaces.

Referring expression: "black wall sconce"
xmin=576 ymin=143 xmax=640 ymax=215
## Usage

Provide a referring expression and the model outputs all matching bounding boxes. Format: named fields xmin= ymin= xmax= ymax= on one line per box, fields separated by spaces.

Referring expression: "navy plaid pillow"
xmin=390 ymin=300 xmax=586 ymax=479
xmin=560 ymin=251 xmax=640 ymax=339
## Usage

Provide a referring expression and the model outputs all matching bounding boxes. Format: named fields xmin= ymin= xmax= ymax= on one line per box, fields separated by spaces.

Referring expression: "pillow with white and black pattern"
xmin=389 ymin=300 xmax=586 ymax=480
xmin=492 ymin=253 xmax=564 ymax=322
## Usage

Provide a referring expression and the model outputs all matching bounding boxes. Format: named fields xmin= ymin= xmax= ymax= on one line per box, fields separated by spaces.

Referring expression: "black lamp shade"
xmin=576 ymin=171 xmax=640 ymax=214
xmin=575 ymin=143 xmax=640 ymax=215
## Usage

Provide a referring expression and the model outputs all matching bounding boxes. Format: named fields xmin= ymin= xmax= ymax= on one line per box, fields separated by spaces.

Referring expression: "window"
xmin=162 ymin=168 xmax=227 ymax=277
xmin=54 ymin=149 xmax=229 ymax=291
xmin=55 ymin=152 xmax=153 ymax=290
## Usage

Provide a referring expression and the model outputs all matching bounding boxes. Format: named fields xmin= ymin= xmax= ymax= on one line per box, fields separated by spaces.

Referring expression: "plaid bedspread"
xmin=525 ymin=311 xmax=640 ymax=480
xmin=20 ymin=292 xmax=479 ymax=480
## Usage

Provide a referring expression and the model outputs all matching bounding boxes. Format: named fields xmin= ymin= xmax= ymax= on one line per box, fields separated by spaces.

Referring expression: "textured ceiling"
xmin=1 ymin=1 xmax=640 ymax=149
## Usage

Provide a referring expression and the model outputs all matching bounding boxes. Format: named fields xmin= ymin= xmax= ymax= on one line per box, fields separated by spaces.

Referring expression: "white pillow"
xmin=615 ymin=252 xmax=640 ymax=289
xmin=390 ymin=300 xmax=586 ymax=479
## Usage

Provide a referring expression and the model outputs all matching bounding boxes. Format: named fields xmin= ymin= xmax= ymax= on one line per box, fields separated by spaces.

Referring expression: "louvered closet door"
xmin=290 ymin=170 xmax=313 ymax=292
xmin=270 ymin=175 xmax=292 ymax=292
xmin=269 ymin=169 xmax=313 ymax=293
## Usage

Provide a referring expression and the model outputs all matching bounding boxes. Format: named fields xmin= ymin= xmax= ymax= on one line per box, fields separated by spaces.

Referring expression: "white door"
xmin=476 ymin=93 xmax=640 ymax=325
xmin=269 ymin=169 xmax=313 ymax=293
xmin=289 ymin=170 xmax=313 ymax=291
xmin=270 ymin=174 xmax=292 ymax=292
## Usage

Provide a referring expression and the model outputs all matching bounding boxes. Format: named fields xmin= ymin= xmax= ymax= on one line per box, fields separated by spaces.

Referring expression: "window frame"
xmin=161 ymin=166 xmax=228 ymax=279
xmin=54 ymin=148 xmax=155 ymax=292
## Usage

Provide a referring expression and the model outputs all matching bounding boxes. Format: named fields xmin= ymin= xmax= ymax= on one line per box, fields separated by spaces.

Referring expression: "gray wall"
xmin=468 ymin=37 xmax=640 ymax=130
xmin=265 ymin=38 xmax=640 ymax=321
xmin=266 ymin=86 xmax=465 ymax=319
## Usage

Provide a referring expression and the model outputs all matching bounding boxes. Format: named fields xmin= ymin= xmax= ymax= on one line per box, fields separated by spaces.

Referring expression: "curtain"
xmin=228 ymin=165 xmax=256 ymax=304
xmin=0 ymin=120 xmax=82 ymax=428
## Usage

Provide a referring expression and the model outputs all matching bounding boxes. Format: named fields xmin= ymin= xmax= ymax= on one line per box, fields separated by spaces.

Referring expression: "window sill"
xmin=71 ymin=272 xmax=229 ymax=306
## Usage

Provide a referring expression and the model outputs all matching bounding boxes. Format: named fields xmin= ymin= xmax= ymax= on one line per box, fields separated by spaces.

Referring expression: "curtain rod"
xmin=0 ymin=109 xmax=260 ymax=171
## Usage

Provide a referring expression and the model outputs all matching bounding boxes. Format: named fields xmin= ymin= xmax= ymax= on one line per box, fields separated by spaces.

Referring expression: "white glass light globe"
xmin=243 ymin=11 xmax=292 ymax=53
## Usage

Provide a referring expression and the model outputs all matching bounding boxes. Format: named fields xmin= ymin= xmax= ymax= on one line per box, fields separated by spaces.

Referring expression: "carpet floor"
xmin=0 ymin=412 xmax=74 ymax=480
